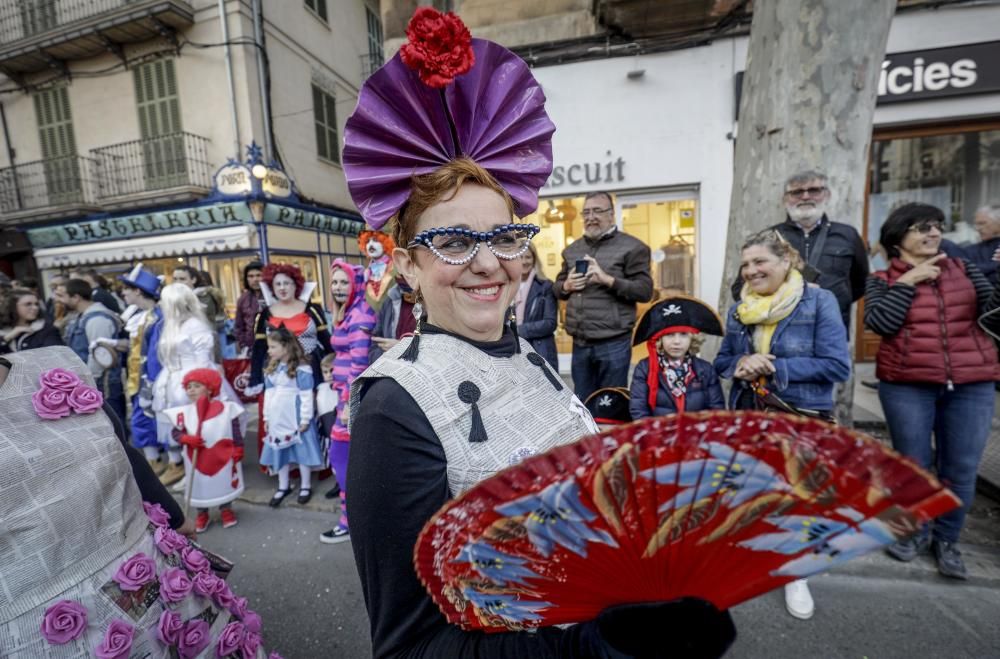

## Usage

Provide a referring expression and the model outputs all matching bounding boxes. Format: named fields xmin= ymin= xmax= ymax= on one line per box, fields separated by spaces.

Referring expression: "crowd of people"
xmin=3 ymin=7 xmax=1000 ymax=657
xmin=1 ymin=176 xmax=999 ymax=644
xmin=2 ymin=175 xmax=999 ymax=652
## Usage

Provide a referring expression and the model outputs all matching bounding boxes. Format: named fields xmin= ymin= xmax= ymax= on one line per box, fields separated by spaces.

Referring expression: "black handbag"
xmin=740 ymin=377 xmax=836 ymax=423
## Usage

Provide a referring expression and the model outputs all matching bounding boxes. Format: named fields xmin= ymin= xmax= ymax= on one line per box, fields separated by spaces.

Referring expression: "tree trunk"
xmin=715 ymin=0 xmax=896 ymax=427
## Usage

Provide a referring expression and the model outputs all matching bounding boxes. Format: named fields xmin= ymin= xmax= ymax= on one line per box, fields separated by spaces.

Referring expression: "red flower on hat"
xmin=400 ymin=7 xmax=474 ymax=89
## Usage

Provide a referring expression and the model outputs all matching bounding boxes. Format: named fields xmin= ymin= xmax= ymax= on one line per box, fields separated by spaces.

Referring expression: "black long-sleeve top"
xmin=104 ymin=401 xmax=185 ymax=530
xmin=349 ymin=327 xmax=622 ymax=659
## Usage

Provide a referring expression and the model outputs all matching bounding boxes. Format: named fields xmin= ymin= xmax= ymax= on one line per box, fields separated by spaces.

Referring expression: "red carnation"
xmin=400 ymin=7 xmax=474 ymax=89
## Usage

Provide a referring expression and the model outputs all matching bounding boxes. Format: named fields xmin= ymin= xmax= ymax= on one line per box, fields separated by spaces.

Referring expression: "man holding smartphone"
xmin=555 ymin=191 xmax=653 ymax=400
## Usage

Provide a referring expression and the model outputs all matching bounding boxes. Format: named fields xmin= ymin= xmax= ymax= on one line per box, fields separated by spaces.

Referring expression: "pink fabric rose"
xmin=113 ymin=553 xmax=157 ymax=591
xmin=215 ymin=621 xmax=246 ymax=657
xmin=94 ymin=619 xmax=134 ymax=659
xmin=243 ymin=611 xmax=262 ymax=634
xmin=32 ymin=387 xmax=70 ymax=420
xmin=154 ymin=526 xmax=188 ymax=556
xmin=159 ymin=567 xmax=193 ymax=603
xmin=229 ymin=595 xmax=249 ymax=620
xmin=213 ymin=582 xmax=236 ymax=610
xmin=68 ymin=384 xmax=103 ymax=414
xmin=40 ymin=600 xmax=88 ymax=645
xmin=241 ymin=630 xmax=262 ymax=659
xmin=156 ymin=609 xmax=184 ymax=646
xmin=192 ymin=571 xmax=225 ymax=599
xmin=268 ymin=653 xmax=284 ymax=659
xmin=143 ymin=502 xmax=171 ymax=528
xmin=181 ymin=546 xmax=211 ymax=574
xmin=39 ymin=368 xmax=82 ymax=392
xmin=177 ymin=619 xmax=211 ymax=659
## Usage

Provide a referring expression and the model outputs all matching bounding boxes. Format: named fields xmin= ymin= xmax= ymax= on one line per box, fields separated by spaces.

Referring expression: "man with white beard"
xmin=769 ymin=171 xmax=868 ymax=328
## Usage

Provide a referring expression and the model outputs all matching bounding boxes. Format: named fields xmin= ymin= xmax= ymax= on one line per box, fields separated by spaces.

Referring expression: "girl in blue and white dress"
xmin=261 ymin=327 xmax=324 ymax=507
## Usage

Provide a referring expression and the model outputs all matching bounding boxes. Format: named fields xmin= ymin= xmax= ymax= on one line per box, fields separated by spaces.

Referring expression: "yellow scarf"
xmin=736 ymin=269 xmax=804 ymax=355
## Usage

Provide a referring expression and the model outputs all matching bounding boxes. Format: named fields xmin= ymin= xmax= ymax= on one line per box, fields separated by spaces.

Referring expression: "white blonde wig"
xmin=157 ymin=282 xmax=211 ymax=366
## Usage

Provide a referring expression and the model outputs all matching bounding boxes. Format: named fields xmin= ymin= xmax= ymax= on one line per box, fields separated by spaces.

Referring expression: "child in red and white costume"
xmin=165 ymin=367 xmax=247 ymax=532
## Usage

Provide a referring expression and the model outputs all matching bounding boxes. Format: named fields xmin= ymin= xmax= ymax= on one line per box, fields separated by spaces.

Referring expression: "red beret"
xmin=182 ymin=368 xmax=222 ymax=397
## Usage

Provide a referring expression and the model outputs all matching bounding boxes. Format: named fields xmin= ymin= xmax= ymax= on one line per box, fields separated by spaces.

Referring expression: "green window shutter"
xmin=34 ymin=86 xmax=81 ymax=204
xmin=134 ymin=59 xmax=185 ymax=189
xmin=35 ymin=87 xmax=76 ymax=159
xmin=134 ymin=59 xmax=182 ymax=138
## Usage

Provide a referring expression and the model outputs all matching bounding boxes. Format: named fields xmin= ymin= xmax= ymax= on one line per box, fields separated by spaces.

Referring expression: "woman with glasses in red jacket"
xmin=865 ymin=202 xmax=1000 ymax=580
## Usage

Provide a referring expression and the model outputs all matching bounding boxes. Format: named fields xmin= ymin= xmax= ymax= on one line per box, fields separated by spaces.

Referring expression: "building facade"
xmin=0 ymin=0 xmax=384 ymax=304
xmin=379 ymin=1 xmax=1000 ymax=364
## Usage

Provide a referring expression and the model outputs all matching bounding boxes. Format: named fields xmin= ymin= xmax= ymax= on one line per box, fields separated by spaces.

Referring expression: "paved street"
xmin=194 ymin=494 xmax=1000 ymax=659
xmin=185 ymin=401 xmax=1000 ymax=659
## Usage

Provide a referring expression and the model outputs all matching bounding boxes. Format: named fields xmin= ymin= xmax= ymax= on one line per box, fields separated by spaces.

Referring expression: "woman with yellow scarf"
xmin=714 ymin=229 xmax=851 ymax=622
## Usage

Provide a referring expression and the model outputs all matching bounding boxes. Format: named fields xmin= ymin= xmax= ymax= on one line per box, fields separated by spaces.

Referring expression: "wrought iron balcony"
xmin=91 ymin=131 xmax=211 ymax=201
xmin=0 ymin=0 xmax=194 ymax=74
xmin=0 ymin=154 xmax=98 ymax=215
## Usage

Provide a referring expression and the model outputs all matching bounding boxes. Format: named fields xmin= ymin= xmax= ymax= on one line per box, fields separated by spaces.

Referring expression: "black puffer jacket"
xmin=772 ymin=216 xmax=868 ymax=326
xmin=554 ymin=230 xmax=653 ymax=342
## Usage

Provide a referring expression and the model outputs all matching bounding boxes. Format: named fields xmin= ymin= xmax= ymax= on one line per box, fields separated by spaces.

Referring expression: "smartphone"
xmin=574 ymin=259 xmax=589 ymax=275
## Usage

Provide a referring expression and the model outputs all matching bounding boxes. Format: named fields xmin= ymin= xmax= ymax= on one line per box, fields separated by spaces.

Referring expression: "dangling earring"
xmin=507 ymin=305 xmax=521 ymax=353
xmin=400 ymin=293 xmax=424 ymax=362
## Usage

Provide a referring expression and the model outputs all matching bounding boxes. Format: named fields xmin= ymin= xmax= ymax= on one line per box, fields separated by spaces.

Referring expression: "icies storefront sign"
xmin=734 ymin=40 xmax=1000 ymax=116
xmin=878 ymin=41 xmax=1000 ymax=104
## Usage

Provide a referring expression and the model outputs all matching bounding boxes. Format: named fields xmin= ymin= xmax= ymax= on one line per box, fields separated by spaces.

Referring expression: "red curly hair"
xmin=358 ymin=230 xmax=396 ymax=255
xmin=261 ymin=263 xmax=305 ymax=297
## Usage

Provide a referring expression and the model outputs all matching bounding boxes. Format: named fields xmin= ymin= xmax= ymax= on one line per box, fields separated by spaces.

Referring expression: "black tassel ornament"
xmin=457 ymin=381 xmax=488 ymax=443
xmin=399 ymin=301 xmax=423 ymax=362
xmin=508 ymin=305 xmax=521 ymax=354
xmin=526 ymin=352 xmax=563 ymax=391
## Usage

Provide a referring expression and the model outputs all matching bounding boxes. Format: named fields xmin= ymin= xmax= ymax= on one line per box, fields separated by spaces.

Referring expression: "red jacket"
xmin=874 ymin=258 xmax=999 ymax=386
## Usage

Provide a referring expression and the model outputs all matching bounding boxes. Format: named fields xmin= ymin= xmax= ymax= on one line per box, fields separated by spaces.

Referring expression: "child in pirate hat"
xmin=629 ymin=295 xmax=726 ymax=419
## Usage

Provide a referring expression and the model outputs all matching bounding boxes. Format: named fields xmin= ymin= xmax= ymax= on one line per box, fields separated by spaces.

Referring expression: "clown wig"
xmin=358 ymin=230 xmax=396 ymax=255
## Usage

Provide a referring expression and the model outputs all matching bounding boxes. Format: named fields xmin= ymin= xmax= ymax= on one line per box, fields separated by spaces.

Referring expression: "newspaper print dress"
xmin=0 ymin=348 xmax=252 ymax=657
xmin=351 ymin=333 xmax=599 ymax=496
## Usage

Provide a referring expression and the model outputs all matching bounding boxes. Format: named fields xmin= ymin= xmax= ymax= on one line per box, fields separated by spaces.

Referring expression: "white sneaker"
xmin=784 ymin=579 xmax=814 ymax=620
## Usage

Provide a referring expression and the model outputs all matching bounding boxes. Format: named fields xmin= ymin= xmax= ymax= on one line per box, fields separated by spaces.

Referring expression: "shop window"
xmin=860 ymin=123 xmax=1000 ymax=360
xmin=522 ymin=192 xmax=699 ymax=357
xmin=868 ymin=126 xmax=1000 ymax=268
xmin=313 ymin=85 xmax=339 ymax=164
xmin=305 ymin=0 xmax=327 ymax=22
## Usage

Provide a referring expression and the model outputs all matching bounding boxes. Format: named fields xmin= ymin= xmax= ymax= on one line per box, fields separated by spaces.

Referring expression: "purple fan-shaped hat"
xmin=343 ymin=22 xmax=555 ymax=231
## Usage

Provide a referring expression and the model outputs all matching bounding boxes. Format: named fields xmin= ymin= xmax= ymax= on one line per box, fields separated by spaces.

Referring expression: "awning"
xmin=33 ymin=225 xmax=256 ymax=269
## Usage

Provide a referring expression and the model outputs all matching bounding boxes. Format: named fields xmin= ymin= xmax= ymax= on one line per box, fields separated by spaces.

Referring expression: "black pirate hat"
xmin=584 ymin=387 xmax=632 ymax=425
xmin=633 ymin=295 xmax=724 ymax=346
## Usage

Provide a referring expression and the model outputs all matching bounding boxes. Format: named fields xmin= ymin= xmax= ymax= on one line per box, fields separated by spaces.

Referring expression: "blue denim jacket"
xmin=714 ymin=285 xmax=850 ymax=411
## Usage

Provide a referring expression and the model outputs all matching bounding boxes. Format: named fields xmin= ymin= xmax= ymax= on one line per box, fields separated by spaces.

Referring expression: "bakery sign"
xmin=878 ymin=41 xmax=1000 ymax=103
